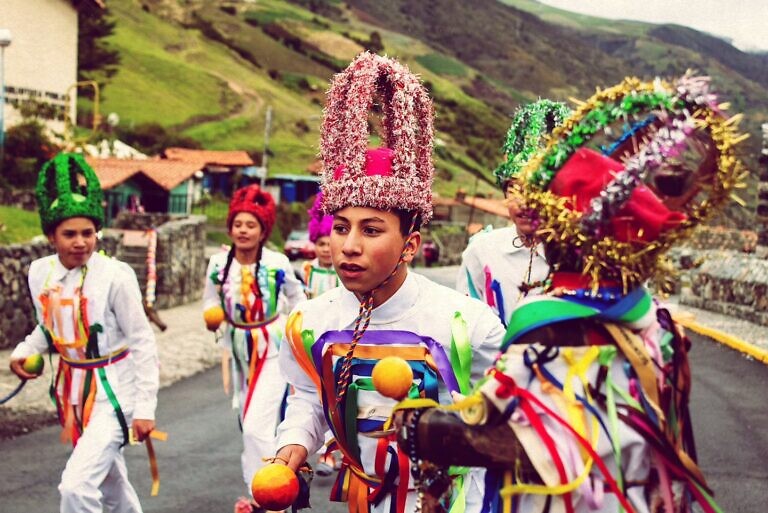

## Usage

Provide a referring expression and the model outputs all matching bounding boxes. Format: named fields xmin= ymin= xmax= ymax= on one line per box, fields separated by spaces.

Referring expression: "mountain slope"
xmin=96 ymin=0 xmax=766 ymax=213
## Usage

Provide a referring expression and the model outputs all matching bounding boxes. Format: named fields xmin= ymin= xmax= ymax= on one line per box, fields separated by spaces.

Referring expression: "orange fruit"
xmin=22 ymin=354 xmax=44 ymax=375
xmin=251 ymin=463 xmax=300 ymax=511
xmin=372 ymin=356 xmax=413 ymax=400
xmin=203 ymin=306 xmax=225 ymax=331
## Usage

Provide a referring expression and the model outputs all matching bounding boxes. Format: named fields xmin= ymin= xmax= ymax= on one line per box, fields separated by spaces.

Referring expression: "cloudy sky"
xmin=539 ymin=0 xmax=768 ymax=52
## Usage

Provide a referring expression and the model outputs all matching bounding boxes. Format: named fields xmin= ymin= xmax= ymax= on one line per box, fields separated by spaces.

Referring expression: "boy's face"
xmin=331 ymin=207 xmax=420 ymax=302
xmin=229 ymin=212 xmax=265 ymax=252
xmin=314 ymin=235 xmax=333 ymax=267
xmin=47 ymin=217 xmax=98 ymax=269
xmin=505 ymin=179 xmax=536 ymax=238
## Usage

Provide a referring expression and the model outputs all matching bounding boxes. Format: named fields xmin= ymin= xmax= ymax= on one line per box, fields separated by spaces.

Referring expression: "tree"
xmin=77 ymin=4 xmax=121 ymax=98
xmin=1 ymin=121 xmax=60 ymax=189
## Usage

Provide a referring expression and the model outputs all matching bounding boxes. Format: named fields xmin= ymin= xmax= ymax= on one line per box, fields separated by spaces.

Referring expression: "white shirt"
xmin=11 ymin=252 xmax=159 ymax=420
xmin=456 ymin=225 xmax=549 ymax=327
xmin=303 ymin=258 xmax=340 ymax=299
xmin=203 ymin=247 xmax=306 ymax=354
xmin=277 ymin=271 xmax=504 ymax=512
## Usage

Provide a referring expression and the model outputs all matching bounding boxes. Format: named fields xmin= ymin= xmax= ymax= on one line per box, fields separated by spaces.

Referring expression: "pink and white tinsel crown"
xmin=320 ymin=52 xmax=435 ymax=224
xmin=307 ymin=191 xmax=333 ymax=242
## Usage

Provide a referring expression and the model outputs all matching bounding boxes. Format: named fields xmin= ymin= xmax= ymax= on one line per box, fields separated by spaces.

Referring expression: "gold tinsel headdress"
xmin=520 ymin=73 xmax=748 ymax=291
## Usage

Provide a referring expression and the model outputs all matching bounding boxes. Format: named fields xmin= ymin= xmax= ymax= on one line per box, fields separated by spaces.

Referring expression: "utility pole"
xmin=261 ymin=106 xmax=272 ymax=187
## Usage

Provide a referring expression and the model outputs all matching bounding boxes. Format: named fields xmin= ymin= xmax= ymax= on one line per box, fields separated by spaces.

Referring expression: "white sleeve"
xmin=275 ymin=309 xmax=326 ymax=455
xmin=457 ymin=244 xmax=485 ymax=302
xmin=279 ymin=260 xmax=308 ymax=315
xmin=10 ymin=325 xmax=50 ymax=360
xmin=111 ymin=265 xmax=160 ymax=420
xmin=468 ymin=304 xmax=505 ymax=383
xmin=202 ymin=256 xmax=222 ymax=312
xmin=10 ymin=270 xmax=52 ymax=360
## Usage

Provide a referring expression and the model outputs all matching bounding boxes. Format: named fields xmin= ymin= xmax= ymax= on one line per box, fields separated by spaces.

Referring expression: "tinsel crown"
xmin=494 ymin=99 xmax=571 ymax=188
xmin=227 ymin=184 xmax=276 ymax=237
xmin=520 ymin=73 xmax=748 ymax=290
xmin=36 ymin=153 xmax=104 ymax=234
xmin=320 ymin=52 xmax=435 ymax=223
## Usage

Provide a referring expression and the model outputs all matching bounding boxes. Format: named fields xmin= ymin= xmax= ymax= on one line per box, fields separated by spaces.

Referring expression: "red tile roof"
xmin=86 ymin=157 xmax=203 ymax=192
xmin=163 ymin=147 xmax=255 ymax=167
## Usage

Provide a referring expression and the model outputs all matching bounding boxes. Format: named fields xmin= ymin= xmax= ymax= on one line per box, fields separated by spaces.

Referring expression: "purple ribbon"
xmin=312 ymin=330 xmax=461 ymax=393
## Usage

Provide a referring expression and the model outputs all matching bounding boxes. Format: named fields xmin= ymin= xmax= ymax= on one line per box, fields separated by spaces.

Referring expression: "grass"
xmin=415 ymin=53 xmax=468 ymax=77
xmin=243 ymin=0 xmax=317 ymax=26
xmin=0 ymin=206 xmax=42 ymax=244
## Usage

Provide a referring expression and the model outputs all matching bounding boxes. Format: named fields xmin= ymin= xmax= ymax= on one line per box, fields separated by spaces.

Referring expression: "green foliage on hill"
xmin=0 ymin=207 xmax=41 ymax=244
xmin=94 ymin=0 xmax=767 ymax=212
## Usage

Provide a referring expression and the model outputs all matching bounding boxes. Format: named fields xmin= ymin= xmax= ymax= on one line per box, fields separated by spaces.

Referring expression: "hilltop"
xmin=96 ymin=0 xmax=767 ymax=211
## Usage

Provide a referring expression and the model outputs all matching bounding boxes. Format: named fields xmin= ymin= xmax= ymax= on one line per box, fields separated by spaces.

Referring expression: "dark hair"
xmin=220 ymin=244 xmax=264 ymax=299
xmin=392 ymin=209 xmax=422 ymax=236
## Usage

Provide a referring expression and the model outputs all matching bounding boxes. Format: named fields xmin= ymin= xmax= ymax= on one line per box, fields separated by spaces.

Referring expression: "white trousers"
xmin=58 ymin=401 xmax=142 ymax=513
xmin=240 ymin=353 xmax=288 ymax=491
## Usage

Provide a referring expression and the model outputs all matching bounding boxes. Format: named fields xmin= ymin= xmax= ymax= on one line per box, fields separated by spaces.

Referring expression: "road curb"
xmin=674 ymin=316 xmax=768 ymax=365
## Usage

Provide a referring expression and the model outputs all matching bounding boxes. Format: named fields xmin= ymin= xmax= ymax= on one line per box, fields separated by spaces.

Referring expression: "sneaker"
xmin=315 ymin=460 xmax=334 ymax=477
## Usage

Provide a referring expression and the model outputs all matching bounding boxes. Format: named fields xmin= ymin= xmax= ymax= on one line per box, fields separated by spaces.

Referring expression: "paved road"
xmin=0 ymin=366 xmax=347 ymax=513
xmin=0 ymin=266 xmax=766 ymax=511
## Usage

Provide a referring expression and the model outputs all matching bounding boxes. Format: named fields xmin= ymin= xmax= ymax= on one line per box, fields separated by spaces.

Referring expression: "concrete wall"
xmin=0 ymin=0 xmax=78 ymax=131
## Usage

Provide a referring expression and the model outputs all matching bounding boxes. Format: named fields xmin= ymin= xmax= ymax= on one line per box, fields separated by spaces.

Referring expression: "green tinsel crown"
xmin=494 ymin=99 xmax=571 ymax=188
xmin=36 ymin=153 xmax=104 ymax=234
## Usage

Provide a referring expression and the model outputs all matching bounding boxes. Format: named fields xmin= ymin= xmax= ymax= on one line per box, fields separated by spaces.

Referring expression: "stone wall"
xmin=0 ymin=215 xmax=206 ymax=349
xmin=152 ymin=215 xmax=207 ymax=309
xmin=0 ymin=189 xmax=37 ymax=211
xmin=680 ymin=248 xmax=768 ymax=326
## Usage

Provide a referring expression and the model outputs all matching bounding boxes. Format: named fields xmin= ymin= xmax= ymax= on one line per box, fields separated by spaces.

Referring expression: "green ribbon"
xmin=450 ymin=313 xmax=472 ymax=395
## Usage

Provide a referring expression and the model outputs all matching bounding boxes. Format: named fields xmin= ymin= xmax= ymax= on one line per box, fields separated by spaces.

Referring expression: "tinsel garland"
xmin=319 ymin=52 xmax=435 ymax=222
xmin=493 ymin=99 xmax=571 ymax=187
xmin=520 ymin=74 xmax=748 ymax=291
xmin=145 ymin=228 xmax=157 ymax=308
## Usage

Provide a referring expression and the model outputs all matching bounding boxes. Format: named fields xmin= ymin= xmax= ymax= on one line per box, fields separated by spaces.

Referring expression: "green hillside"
xmin=94 ymin=0 xmax=768 ymax=213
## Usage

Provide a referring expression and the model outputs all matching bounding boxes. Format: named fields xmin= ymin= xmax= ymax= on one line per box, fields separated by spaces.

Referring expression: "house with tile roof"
xmin=162 ymin=147 xmax=256 ymax=195
xmin=85 ymin=156 xmax=204 ymax=223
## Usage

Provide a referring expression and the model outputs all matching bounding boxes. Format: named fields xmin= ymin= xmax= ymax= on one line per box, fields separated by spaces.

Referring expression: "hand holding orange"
xmin=22 ymin=354 xmax=44 ymax=376
xmin=372 ymin=356 xmax=413 ymax=400
xmin=251 ymin=463 xmax=300 ymax=510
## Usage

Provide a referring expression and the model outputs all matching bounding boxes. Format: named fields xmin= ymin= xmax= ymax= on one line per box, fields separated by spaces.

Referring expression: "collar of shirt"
xmin=499 ymin=225 xmax=547 ymax=260
xmin=51 ymin=252 xmax=101 ymax=286
xmin=336 ymin=270 xmax=420 ymax=329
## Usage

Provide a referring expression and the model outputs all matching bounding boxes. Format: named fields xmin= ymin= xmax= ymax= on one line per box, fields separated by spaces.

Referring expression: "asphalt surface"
xmin=0 ymin=366 xmax=347 ymax=513
xmin=0 ymin=266 xmax=766 ymax=511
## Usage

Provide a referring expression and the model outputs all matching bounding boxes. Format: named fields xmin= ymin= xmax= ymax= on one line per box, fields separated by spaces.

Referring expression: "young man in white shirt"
xmin=456 ymin=100 xmax=570 ymax=327
xmin=271 ymin=53 xmax=505 ymax=513
xmin=9 ymin=153 xmax=160 ymax=513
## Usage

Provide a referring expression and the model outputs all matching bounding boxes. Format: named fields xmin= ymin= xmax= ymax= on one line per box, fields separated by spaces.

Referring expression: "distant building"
xmin=86 ymin=157 xmax=204 ymax=223
xmin=0 ymin=0 xmax=104 ymax=134
xmin=162 ymin=147 xmax=255 ymax=195
xmin=264 ymin=174 xmax=320 ymax=204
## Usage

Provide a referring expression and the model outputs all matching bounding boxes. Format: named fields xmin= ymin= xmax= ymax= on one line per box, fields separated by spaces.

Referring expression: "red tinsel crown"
xmin=227 ymin=184 xmax=276 ymax=237
xmin=320 ymin=52 xmax=435 ymax=223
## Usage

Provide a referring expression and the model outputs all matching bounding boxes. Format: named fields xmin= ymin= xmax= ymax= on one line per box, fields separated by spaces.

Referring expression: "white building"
xmin=0 ymin=0 xmax=103 ymax=135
